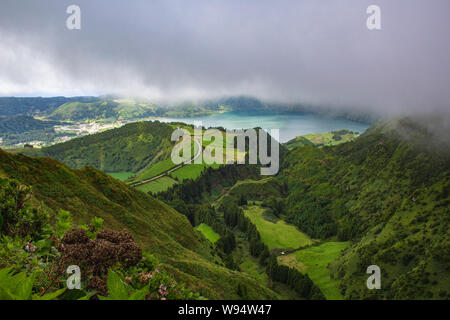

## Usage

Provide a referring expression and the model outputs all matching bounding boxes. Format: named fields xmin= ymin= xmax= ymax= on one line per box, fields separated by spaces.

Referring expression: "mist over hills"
xmin=0 ymin=95 xmax=379 ymax=123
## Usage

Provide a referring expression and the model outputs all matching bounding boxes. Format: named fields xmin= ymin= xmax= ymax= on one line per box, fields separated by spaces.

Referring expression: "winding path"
xmin=130 ymin=139 xmax=202 ymax=187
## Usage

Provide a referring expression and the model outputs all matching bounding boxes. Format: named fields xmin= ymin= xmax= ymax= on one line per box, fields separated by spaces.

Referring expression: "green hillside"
xmin=279 ymin=116 xmax=450 ymax=299
xmin=0 ymin=96 xmax=99 ymax=117
xmin=0 ymin=115 xmax=69 ymax=146
xmin=46 ymin=98 xmax=228 ymax=122
xmin=0 ymin=116 xmax=62 ymax=135
xmin=0 ymin=148 xmax=279 ymax=299
xmin=20 ymin=121 xmax=174 ymax=173
xmin=47 ymin=100 xmax=157 ymax=122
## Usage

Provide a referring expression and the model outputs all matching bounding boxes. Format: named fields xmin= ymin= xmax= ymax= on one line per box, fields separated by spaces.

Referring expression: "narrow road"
xmin=131 ymin=139 xmax=202 ymax=187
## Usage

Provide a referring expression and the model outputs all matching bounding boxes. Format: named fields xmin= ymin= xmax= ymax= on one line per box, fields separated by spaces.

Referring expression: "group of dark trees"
xmin=285 ymin=193 xmax=338 ymax=239
xmin=158 ymin=165 xmax=259 ymax=204
xmin=266 ymin=255 xmax=324 ymax=299
xmin=220 ymin=197 xmax=270 ymax=264
xmin=261 ymin=196 xmax=284 ymax=217
xmin=166 ymin=197 xmax=239 ymax=268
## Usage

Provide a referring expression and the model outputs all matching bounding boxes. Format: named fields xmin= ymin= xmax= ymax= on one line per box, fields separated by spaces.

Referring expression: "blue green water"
xmin=156 ymin=110 xmax=370 ymax=143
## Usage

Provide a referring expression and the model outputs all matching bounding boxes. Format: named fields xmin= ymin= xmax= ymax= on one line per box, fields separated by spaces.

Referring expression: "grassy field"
xmin=170 ymin=163 xmax=221 ymax=181
xmin=243 ymin=206 xmax=313 ymax=250
xmin=135 ymin=176 xmax=177 ymax=194
xmin=278 ymin=241 xmax=350 ymax=300
xmin=130 ymin=139 xmax=198 ymax=183
xmin=302 ymin=131 xmax=358 ymax=146
xmin=285 ymin=130 xmax=359 ymax=150
xmin=170 ymin=164 xmax=205 ymax=181
xmin=106 ymin=171 xmax=134 ymax=181
xmin=195 ymin=223 xmax=220 ymax=243
xmin=133 ymin=159 xmax=176 ymax=181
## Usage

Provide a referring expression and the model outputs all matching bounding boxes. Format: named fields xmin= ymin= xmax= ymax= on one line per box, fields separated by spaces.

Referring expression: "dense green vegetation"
xmin=157 ymin=164 xmax=325 ymax=299
xmin=279 ymin=117 xmax=450 ymax=299
xmin=1 ymin=110 xmax=448 ymax=300
xmin=47 ymin=100 xmax=157 ymax=122
xmin=0 ymin=191 xmax=200 ymax=300
xmin=46 ymin=98 xmax=227 ymax=122
xmin=0 ymin=97 xmax=99 ymax=117
xmin=0 ymin=148 xmax=280 ymax=299
xmin=21 ymin=121 xmax=174 ymax=173
xmin=156 ymin=116 xmax=449 ymax=300
xmin=0 ymin=115 xmax=71 ymax=146
xmin=0 ymin=115 xmax=63 ymax=135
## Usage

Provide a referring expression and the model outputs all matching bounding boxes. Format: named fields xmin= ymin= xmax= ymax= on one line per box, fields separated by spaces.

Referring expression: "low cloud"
xmin=0 ymin=0 xmax=449 ymax=116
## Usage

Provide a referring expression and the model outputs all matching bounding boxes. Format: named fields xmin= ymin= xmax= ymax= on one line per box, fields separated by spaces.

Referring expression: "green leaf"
xmin=33 ymin=288 xmax=67 ymax=300
xmin=15 ymin=272 xmax=35 ymax=300
xmin=0 ymin=268 xmax=14 ymax=292
xmin=0 ymin=287 xmax=19 ymax=300
xmin=78 ymin=291 xmax=97 ymax=300
xmin=129 ymin=287 xmax=149 ymax=300
xmin=106 ymin=270 xmax=128 ymax=300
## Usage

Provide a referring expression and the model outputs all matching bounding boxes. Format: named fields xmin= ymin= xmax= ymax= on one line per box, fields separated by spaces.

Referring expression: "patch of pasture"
xmin=243 ymin=206 xmax=313 ymax=250
xmin=106 ymin=171 xmax=134 ymax=181
xmin=195 ymin=223 xmax=220 ymax=243
xmin=135 ymin=176 xmax=177 ymax=194
xmin=279 ymin=241 xmax=350 ymax=300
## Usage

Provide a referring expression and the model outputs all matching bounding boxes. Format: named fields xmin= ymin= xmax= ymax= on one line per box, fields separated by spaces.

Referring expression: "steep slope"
xmin=0 ymin=148 xmax=279 ymax=299
xmin=279 ymin=116 xmax=450 ymax=299
xmin=21 ymin=121 xmax=174 ymax=173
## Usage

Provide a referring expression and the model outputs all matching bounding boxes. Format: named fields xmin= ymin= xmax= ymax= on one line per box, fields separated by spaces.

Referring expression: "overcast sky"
xmin=0 ymin=0 xmax=449 ymax=115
